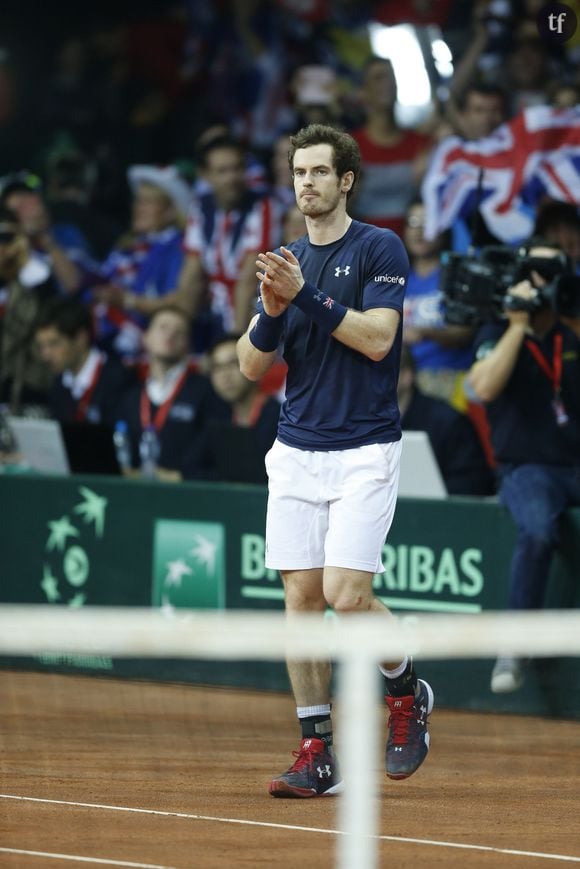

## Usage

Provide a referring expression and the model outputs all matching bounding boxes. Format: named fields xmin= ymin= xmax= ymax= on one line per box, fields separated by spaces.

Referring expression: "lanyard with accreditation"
xmin=139 ymin=365 xmax=192 ymax=432
xmin=525 ymin=332 xmax=569 ymax=426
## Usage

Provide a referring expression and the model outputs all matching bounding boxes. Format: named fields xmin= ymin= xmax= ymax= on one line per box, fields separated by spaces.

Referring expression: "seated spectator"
xmin=207 ymin=333 xmax=281 ymax=482
xmin=402 ymin=199 xmax=475 ymax=407
xmin=34 ymin=296 xmax=136 ymax=426
xmin=0 ymin=205 xmax=58 ymax=412
xmin=398 ymin=344 xmax=495 ymax=497
xmin=0 ymin=170 xmax=84 ymax=294
xmin=92 ymin=164 xmax=191 ymax=360
xmin=116 ymin=305 xmax=229 ymax=482
xmin=179 ymin=135 xmax=281 ymax=349
xmin=350 ymin=56 xmax=432 ymax=236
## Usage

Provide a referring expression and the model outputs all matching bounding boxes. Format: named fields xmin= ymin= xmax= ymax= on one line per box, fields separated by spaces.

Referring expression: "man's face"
xmin=209 ymin=340 xmax=252 ymax=404
xmin=361 ymin=60 xmax=396 ymax=111
xmin=132 ymin=184 xmax=174 ymax=234
xmin=292 ymin=143 xmax=350 ymax=218
xmin=205 ymin=147 xmax=246 ymax=210
xmin=36 ymin=326 xmax=86 ymax=374
xmin=4 ymin=190 xmax=48 ymax=236
xmin=403 ymin=203 xmax=441 ymax=258
xmin=543 ymin=225 xmax=580 ymax=269
xmin=462 ymin=93 xmax=505 ymax=140
xmin=144 ymin=311 xmax=189 ymax=365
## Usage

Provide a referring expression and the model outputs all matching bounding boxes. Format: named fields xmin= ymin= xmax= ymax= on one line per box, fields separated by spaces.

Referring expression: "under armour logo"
xmin=317 ymin=765 xmax=332 ymax=778
xmin=394 ymin=700 xmax=403 ymax=708
xmin=394 ymin=747 xmax=403 ymax=752
xmin=334 ymin=265 xmax=350 ymax=277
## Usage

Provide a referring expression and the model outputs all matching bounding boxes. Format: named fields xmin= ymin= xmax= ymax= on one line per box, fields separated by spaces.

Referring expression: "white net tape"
xmin=2 ymin=605 xmax=580 ymax=869
xmin=1 ymin=605 xmax=580 ymax=660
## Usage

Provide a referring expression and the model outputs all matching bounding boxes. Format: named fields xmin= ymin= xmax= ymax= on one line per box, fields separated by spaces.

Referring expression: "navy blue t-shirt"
xmin=263 ymin=220 xmax=409 ymax=450
xmin=474 ymin=320 xmax=580 ymax=466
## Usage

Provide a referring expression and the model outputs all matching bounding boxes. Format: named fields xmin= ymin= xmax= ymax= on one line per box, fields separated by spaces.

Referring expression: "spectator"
xmin=454 ymin=82 xmax=509 ymax=142
xmin=290 ymin=65 xmax=343 ymax=131
xmin=45 ymin=149 xmax=120 ymax=260
xmin=0 ymin=170 xmax=84 ymax=294
xmin=34 ymin=296 xmax=136 ymax=426
xmin=546 ymin=80 xmax=580 ymax=111
xmin=443 ymin=0 xmax=511 ymax=139
xmin=467 ymin=240 xmax=580 ymax=693
xmin=0 ymin=205 xmax=57 ymax=412
xmin=398 ymin=344 xmax=495 ymax=496
xmin=402 ymin=199 xmax=475 ymax=406
xmin=179 ymin=135 xmax=281 ymax=348
xmin=207 ymin=333 xmax=281 ymax=482
xmin=92 ymin=164 xmax=191 ymax=360
xmin=350 ymin=56 xmax=432 ymax=236
xmin=534 ymin=201 xmax=580 ymax=271
xmin=441 ymin=81 xmax=510 ymax=253
xmin=269 ymin=132 xmax=295 ymax=211
xmin=116 ymin=305 xmax=229 ymax=482
xmin=504 ymin=35 xmax=556 ymax=113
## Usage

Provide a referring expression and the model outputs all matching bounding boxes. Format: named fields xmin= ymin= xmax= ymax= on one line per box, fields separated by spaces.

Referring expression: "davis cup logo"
xmin=41 ymin=486 xmax=107 ymax=606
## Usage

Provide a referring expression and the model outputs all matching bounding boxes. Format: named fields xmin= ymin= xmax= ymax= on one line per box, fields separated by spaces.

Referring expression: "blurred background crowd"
xmin=0 ymin=0 xmax=579 ymax=491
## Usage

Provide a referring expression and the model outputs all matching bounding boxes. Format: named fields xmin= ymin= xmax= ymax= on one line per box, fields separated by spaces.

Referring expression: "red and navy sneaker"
xmin=385 ymin=679 xmax=434 ymax=780
xmin=269 ymin=737 xmax=344 ymax=798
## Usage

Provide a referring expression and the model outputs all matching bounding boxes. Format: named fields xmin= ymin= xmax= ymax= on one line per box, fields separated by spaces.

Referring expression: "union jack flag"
xmin=422 ymin=105 xmax=580 ymax=245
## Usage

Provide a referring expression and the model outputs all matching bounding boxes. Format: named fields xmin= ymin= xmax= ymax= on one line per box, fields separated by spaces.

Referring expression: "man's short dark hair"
xmin=36 ymin=297 xmax=93 ymax=340
xmin=196 ymin=135 xmax=245 ymax=170
xmin=535 ymin=201 xmax=580 ymax=236
xmin=207 ymin=332 xmax=243 ymax=358
xmin=288 ymin=124 xmax=360 ymax=198
xmin=148 ymin=303 xmax=191 ymax=329
xmin=460 ymin=82 xmax=508 ymax=112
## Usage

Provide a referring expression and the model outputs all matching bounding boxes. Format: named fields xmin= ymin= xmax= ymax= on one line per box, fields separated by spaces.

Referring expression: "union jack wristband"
xmin=292 ymin=281 xmax=348 ymax=332
xmin=249 ymin=310 xmax=285 ymax=352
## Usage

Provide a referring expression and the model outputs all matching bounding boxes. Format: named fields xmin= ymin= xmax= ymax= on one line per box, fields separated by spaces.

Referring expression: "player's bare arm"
xmin=258 ymin=246 xmax=400 ymax=362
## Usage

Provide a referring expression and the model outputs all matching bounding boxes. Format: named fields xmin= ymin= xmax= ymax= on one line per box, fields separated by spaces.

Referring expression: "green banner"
xmin=1 ymin=474 xmax=579 ymax=718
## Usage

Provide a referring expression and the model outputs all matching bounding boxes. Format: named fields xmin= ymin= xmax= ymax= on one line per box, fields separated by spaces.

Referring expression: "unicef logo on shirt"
xmin=375 ymin=275 xmax=406 ymax=285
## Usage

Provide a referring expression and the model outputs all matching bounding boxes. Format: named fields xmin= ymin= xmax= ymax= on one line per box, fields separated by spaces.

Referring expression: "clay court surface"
xmin=1 ymin=670 xmax=579 ymax=869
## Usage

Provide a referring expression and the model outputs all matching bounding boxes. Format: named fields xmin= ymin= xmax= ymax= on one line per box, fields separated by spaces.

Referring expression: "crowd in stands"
xmin=0 ymin=0 xmax=579 ymax=493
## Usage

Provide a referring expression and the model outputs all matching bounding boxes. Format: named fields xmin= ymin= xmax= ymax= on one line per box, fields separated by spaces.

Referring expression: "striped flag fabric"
xmin=421 ymin=105 xmax=580 ymax=245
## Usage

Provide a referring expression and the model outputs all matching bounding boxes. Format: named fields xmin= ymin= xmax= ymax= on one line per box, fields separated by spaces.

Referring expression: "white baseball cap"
xmin=127 ymin=165 xmax=191 ymax=219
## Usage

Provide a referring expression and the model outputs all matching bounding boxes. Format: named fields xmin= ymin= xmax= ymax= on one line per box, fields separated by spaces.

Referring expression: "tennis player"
xmin=237 ymin=124 xmax=434 ymax=798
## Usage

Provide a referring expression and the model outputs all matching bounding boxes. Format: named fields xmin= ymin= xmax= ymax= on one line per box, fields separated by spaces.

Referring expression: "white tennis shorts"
xmin=264 ymin=438 xmax=402 ymax=573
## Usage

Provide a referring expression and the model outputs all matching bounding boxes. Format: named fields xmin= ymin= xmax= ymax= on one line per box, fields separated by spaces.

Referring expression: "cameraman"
xmin=467 ymin=242 xmax=580 ymax=694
